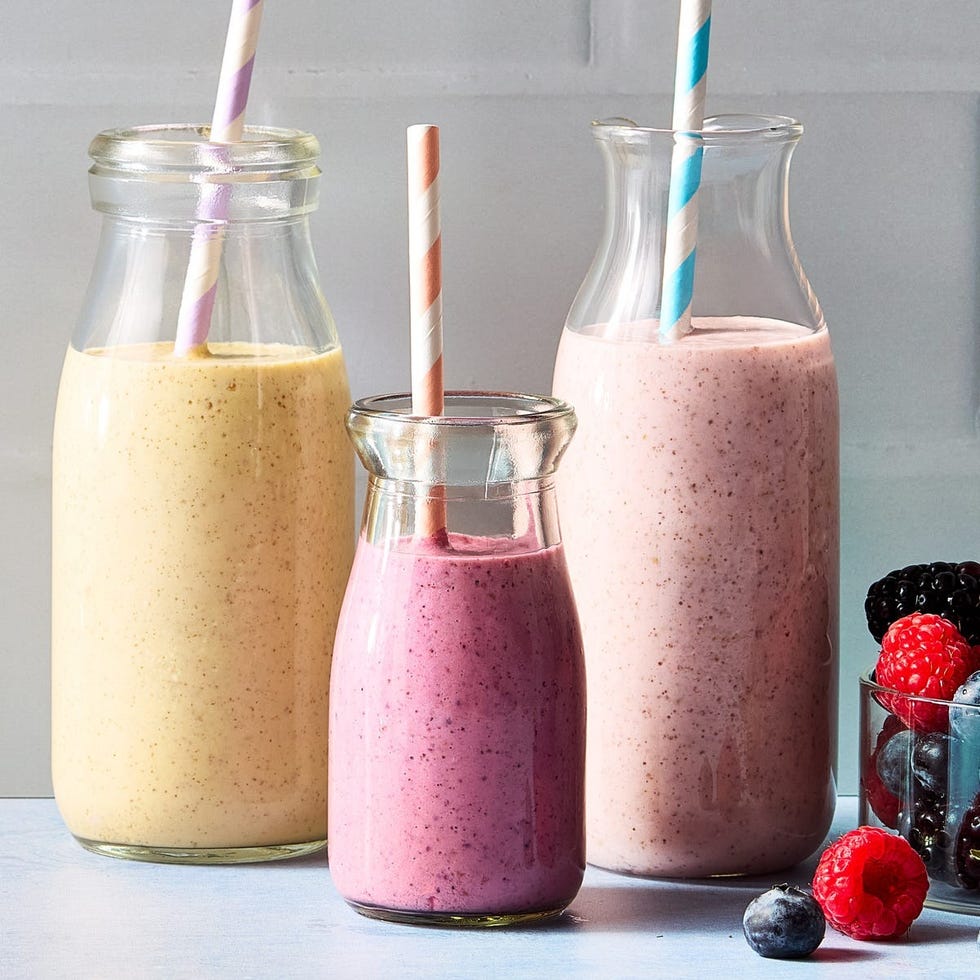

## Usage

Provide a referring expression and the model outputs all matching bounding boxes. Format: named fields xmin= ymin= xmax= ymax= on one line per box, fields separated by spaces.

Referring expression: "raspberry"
xmin=865 ymin=561 xmax=980 ymax=645
xmin=875 ymin=613 xmax=979 ymax=732
xmin=812 ymin=826 xmax=928 ymax=940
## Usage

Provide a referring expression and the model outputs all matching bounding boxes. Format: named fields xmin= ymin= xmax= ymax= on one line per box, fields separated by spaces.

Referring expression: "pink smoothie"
xmin=327 ymin=532 xmax=586 ymax=917
xmin=552 ymin=316 xmax=839 ymax=876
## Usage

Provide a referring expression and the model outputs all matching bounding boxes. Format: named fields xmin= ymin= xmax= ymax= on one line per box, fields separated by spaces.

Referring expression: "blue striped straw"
xmin=659 ymin=0 xmax=712 ymax=343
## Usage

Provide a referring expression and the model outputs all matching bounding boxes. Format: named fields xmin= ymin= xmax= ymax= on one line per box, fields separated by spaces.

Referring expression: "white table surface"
xmin=2 ymin=797 xmax=978 ymax=979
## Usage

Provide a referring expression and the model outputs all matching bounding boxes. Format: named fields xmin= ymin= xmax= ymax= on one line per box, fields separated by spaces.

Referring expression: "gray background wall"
xmin=1 ymin=1 xmax=978 ymax=797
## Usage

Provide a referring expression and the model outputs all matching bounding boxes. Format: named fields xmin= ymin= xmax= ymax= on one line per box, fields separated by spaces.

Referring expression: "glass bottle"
xmin=328 ymin=392 xmax=586 ymax=925
xmin=552 ymin=114 xmax=839 ymax=876
xmin=51 ymin=124 xmax=354 ymax=863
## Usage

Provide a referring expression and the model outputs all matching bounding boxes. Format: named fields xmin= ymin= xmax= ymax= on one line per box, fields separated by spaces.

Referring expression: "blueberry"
xmin=912 ymin=732 xmax=952 ymax=796
xmin=951 ymin=671 xmax=980 ymax=742
xmin=877 ymin=729 xmax=914 ymax=796
xmin=742 ymin=884 xmax=825 ymax=959
xmin=955 ymin=671 xmax=980 ymax=707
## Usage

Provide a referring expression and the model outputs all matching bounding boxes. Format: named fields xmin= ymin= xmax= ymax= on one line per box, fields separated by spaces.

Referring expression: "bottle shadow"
xmin=560 ymin=860 xmax=821 ymax=934
xmin=552 ymin=877 xmax=977 ymax=956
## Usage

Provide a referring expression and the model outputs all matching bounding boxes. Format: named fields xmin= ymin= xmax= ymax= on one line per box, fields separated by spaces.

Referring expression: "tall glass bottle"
xmin=553 ymin=115 xmax=839 ymax=876
xmin=52 ymin=125 xmax=354 ymax=863
xmin=329 ymin=392 xmax=586 ymax=925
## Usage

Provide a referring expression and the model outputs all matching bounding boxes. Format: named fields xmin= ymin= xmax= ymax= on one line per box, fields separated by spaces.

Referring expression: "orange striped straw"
xmin=407 ymin=124 xmax=444 ymax=416
xmin=406 ymin=124 xmax=446 ymax=537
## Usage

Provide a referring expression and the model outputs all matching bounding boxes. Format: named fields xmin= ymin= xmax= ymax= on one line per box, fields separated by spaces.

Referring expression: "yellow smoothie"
xmin=51 ymin=341 xmax=354 ymax=854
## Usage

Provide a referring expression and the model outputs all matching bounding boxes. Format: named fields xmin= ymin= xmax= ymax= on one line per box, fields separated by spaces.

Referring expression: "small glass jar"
xmin=328 ymin=392 xmax=586 ymax=926
xmin=860 ymin=672 xmax=980 ymax=915
xmin=51 ymin=125 xmax=354 ymax=863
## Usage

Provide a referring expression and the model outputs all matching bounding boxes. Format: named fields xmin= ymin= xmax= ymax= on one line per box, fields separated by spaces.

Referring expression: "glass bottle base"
xmin=345 ymin=898 xmax=570 ymax=928
xmin=74 ymin=835 xmax=326 ymax=865
xmin=923 ymin=891 xmax=980 ymax=917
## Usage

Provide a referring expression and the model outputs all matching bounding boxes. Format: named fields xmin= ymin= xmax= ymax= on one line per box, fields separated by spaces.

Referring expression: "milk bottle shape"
xmin=328 ymin=392 xmax=586 ymax=923
xmin=52 ymin=125 xmax=354 ymax=863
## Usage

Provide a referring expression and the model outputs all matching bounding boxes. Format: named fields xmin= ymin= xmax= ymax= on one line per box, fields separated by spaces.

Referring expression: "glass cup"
xmin=860 ymin=671 xmax=980 ymax=914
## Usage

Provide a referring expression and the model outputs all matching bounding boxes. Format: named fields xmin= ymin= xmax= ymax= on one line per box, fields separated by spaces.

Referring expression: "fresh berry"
xmin=898 ymin=786 xmax=949 ymax=877
xmin=875 ymin=614 xmax=979 ymax=732
xmin=876 ymin=728 xmax=913 ymax=796
xmin=863 ymin=715 xmax=906 ymax=828
xmin=865 ymin=562 xmax=980 ymax=645
xmin=742 ymin=885 xmax=825 ymax=959
xmin=811 ymin=826 xmax=928 ymax=940
xmin=951 ymin=671 xmax=980 ymax=742
xmin=951 ymin=791 xmax=980 ymax=889
xmin=912 ymin=731 xmax=952 ymax=795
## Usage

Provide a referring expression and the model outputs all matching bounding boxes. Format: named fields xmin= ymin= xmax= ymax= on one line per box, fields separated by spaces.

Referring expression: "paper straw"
xmin=659 ymin=0 xmax=712 ymax=343
xmin=406 ymin=124 xmax=446 ymax=538
xmin=407 ymin=125 xmax=444 ymax=417
xmin=173 ymin=0 xmax=265 ymax=356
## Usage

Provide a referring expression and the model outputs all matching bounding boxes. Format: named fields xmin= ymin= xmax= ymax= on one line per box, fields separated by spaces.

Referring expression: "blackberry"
xmin=897 ymin=786 xmax=949 ymax=877
xmin=865 ymin=561 xmax=980 ymax=645
xmin=951 ymin=791 xmax=980 ymax=889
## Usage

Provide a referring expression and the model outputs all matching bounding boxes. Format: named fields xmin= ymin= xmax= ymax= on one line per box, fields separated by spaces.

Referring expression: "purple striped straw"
xmin=173 ymin=0 xmax=265 ymax=356
xmin=659 ymin=0 xmax=711 ymax=343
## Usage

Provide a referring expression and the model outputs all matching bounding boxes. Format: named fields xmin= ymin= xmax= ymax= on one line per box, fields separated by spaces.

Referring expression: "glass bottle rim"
xmin=88 ymin=123 xmax=320 ymax=178
xmin=350 ymin=391 xmax=574 ymax=428
xmin=591 ymin=112 xmax=803 ymax=146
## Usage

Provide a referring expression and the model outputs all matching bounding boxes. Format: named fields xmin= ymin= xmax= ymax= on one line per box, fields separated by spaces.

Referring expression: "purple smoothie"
xmin=328 ymin=532 xmax=585 ymax=920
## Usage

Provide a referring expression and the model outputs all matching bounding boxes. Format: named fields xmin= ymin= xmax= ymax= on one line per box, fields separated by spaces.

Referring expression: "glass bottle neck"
xmin=75 ymin=210 xmax=336 ymax=353
xmin=347 ymin=392 xmax=577 ymax=555
xmin=74 ymin=123 xmax=338 ymax=355
xmin=360 ymin=475 xmax=563 ymax=554
xmin=566 ymin=114 xmax=824 ymax=337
